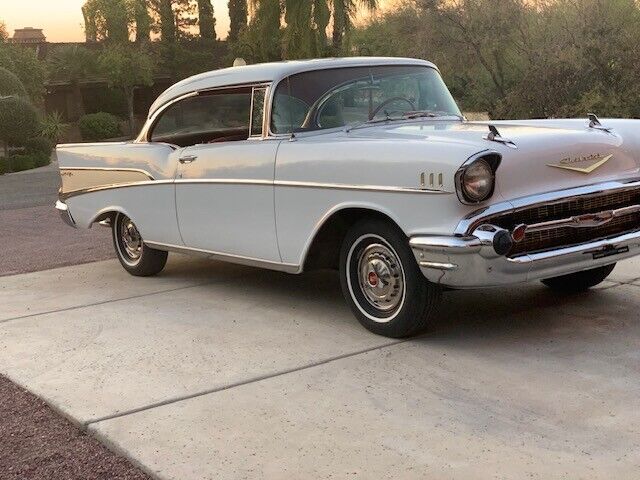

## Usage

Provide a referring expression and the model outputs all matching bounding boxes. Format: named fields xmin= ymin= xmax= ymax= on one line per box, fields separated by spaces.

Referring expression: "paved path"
xmin=1 ymin=255 xmax=638 ymax=479
xmin=0 ymin=163 xmax=113 ymax=276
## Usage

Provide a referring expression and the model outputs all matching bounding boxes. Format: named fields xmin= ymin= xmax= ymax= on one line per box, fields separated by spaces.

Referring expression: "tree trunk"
xmin=126 ymin=87 xmax=136 ymax=136
xmin=2 ymin=141 xmax=9 ymax=173
xmin=72 ymin=81 xmax=85 ymax=120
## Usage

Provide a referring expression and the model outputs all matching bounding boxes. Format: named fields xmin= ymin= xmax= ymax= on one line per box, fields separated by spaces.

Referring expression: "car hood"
xmin=349 ymin=119 xmax=640 ymax=201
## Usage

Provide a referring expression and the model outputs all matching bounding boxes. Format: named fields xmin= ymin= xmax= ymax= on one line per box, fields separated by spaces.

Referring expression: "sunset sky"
xmin=1 ymin=0 xmax=384 ymax=42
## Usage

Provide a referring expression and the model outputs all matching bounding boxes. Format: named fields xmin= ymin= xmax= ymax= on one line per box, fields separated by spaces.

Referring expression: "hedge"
xmin=78 ymin=112 xmax=122 ymax=141
xmin=3 ymin=152 xmax=50 ymax=173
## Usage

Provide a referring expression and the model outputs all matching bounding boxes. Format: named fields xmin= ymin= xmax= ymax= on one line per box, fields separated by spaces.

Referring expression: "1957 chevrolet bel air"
xmin=56 ymin=57 xmax=640 ymax=337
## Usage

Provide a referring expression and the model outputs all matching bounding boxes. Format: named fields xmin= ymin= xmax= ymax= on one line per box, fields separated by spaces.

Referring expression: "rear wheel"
xmin=541 ymin=263 xmax=616 ymax=293
xmin=339 ymin=219 xmax=441 ymax=338
xmin=112 ymin=213 xmax=168 ymax=276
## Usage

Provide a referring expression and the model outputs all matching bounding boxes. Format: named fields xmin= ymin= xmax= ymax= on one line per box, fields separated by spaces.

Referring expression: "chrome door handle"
xmin=179 ymin=155 xmax=197 ymax=164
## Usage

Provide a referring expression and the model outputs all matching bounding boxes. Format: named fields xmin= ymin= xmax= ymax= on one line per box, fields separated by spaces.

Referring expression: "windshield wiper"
xmin=345 ymin=110 xmax=463 ymax=133
xmin=344 ymin=114 xmax=403 ymax=133
xmin=402 ymin=110 xmax=464 ymax=121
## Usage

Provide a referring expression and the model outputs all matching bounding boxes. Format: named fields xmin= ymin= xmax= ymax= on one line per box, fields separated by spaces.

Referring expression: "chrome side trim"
xmin=60 ymin=178 xmax=453 ymax=200
xmin=175 ymin=178 xmax=273 ymax=186
xmin=59 ymin=180 xmax=172 ymax=200
xmin=419 ymin=261 xmax=458 ymax=271
xmin=144 ymin=241 xmax=300 ymax=274
xmin=455 ymin=178 xmax=640 ymax=235
xmin=275 ymin=180 xmax=452 ymax=194
xmin=60 ymin=166 xmax=155 ymax=177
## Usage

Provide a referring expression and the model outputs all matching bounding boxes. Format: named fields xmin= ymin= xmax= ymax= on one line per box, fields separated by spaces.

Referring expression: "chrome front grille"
xmin=487 ymin=187 xmax=640 ymax=257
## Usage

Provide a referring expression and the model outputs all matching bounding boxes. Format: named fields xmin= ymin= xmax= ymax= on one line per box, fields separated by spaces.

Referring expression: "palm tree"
xmin=49 ymin=45 xmax=97 ymax=120
xmin=332 ymin=0 xmax=378 ymax=54
xmin=282 ymin=0 xmax=330 ymax=58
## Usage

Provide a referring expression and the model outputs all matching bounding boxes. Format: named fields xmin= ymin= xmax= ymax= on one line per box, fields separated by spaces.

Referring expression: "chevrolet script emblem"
xmin=547 ymin=154 xmax=613 ymax=174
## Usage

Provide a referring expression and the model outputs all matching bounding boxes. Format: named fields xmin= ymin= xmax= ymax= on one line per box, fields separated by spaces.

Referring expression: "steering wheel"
xmin=370 ymin=97 xmax=415 ymax=120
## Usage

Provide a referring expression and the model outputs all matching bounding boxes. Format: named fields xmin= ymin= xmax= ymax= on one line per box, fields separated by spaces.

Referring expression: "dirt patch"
xmin=0 ymin=375 xmax=150 ymax=480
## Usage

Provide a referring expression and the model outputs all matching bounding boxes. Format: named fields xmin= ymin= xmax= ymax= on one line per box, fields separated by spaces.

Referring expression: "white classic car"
xmin=56 ymin=57 xmax=640 ymax=337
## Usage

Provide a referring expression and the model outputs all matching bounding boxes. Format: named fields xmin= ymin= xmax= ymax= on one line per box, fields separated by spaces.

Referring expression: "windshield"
xmin=271 ymin=65 xmax=461 ymax=134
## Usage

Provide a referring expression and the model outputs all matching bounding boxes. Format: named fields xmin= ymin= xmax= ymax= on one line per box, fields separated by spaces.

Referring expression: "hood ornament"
xmin=484 ymin=125 xmax=517 ymax=149
xmin=588 ymin=113 xmax=612 ymax=133
xmin=547 ymin=153 xmax=613 ymax=174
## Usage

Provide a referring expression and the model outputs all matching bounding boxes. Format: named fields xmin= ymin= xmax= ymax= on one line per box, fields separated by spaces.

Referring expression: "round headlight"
xmin=461 ymin=159 xmax=494 ymax=202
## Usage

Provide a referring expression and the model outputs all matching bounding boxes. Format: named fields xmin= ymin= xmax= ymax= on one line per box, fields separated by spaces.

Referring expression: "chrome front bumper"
xmin=55 ymin=200 xmax=76 ymax=227
xmin=410 ymin=229 xmax=640 ymax=288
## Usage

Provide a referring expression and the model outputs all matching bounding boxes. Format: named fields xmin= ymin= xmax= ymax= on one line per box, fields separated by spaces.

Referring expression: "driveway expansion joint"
xmin=85 ymin=339 xmax=407 ymax=427
xmin=0 ymin=274 xmax=248 ymax=326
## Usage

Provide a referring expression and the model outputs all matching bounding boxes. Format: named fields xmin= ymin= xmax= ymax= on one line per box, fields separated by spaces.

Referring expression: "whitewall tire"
xmin=339 ymin=218 xmax=442 ymax=337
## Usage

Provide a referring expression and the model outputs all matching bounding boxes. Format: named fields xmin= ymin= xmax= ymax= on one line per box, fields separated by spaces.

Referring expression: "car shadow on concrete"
xmin=160 ymin=255 xmax=631 ymax=345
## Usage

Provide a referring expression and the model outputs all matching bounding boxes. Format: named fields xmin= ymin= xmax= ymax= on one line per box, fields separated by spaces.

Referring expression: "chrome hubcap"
xmin=357 ymin=243 xmax=404 ymax=312
xmin=119 ymin=215 xmax=142 ymax=261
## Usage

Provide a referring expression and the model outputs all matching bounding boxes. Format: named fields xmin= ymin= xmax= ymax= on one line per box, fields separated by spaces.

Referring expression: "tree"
xmin=332 ymin=0 xmax=378 ymax=54
xmin=49 ymin=45 xmax=97 ymax=120
xmin=0 ymin=96 xmax=39 ymax=161
xmin=158 ymin=0 xmax=176 ymax=41
xmin=240 ymin=0 xmax=281 ymax=62
xmin=282 ymin=0 xmax=330 ymax=58
xmin=133 ymin=0 xmax=152 ymax=42
xmin=0 ymin=21 xmax=8 ymax=42
xmin=99 ymin=45 xmax=154 ymax=134
xmin=0 ymin=47 xmax=46 ymax=102
xmin=82 ymin=0 xmax=131 ymax=43
xmin=228 ymin=0 xmax=248 ymax=42
xmin=198 ymin=0 xmax=216 ymax=40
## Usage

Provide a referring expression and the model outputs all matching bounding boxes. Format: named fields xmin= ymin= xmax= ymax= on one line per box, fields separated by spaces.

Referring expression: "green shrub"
xmin=0 ymin=66 xmax=27 ymax=97
xmin=25 ymin=137 xmax=53 ymax=157
xmin=33 ymin=151 xmax=51 ymax=167
xmin=9 ymin=154 xmax=36 ymax=172
xmin=6 ymin=151 xmax=50 ymax=172
xmin=78 ymin=112 xmax=122 ymax=141
xmin=0 ymin=95 xmax=40 ymax=156
xmin=41 ymin=112 xmax=69 ymax=143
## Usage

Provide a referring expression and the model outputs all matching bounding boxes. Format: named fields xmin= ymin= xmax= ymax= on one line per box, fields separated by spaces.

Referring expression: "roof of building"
xmin=11 ymin=27 xmax=46 ymax=43
xmin=148 ymin=57 xmax=437 ymax=117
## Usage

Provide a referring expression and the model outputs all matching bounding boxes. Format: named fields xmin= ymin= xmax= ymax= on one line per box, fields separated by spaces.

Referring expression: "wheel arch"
xmin=300 ymin=204 xmax=407 ymax=272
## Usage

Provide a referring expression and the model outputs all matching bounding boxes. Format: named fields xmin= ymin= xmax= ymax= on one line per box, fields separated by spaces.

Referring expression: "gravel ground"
xmin=0 ymin=375 xmax=151 ymax=480
xmin=0 ymin=205 xmax=114 ymax=276
xmin=0 ymin=162 xmax=114 ymax=276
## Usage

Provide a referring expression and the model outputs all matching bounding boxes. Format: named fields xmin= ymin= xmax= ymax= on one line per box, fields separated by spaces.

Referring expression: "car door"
xmin=162 ymin=85 xmax=281 ymax=262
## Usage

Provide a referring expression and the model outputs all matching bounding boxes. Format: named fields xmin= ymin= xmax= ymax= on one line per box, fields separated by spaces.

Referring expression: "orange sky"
xmin=1 ymin=0 xmax=388 ymax=43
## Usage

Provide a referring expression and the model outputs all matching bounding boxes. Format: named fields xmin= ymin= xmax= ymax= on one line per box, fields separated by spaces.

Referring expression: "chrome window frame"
xmin=138 ymin=82 xmax=273 ymax=145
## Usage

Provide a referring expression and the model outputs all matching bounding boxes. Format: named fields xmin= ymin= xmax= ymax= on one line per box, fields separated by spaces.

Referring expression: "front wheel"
xmin=541 ymin=263 xmax=616 ymax=293
xmin=112 ymin=213 xmax=168 ymax=276
xmin=339 ymin=219 xmax=442 ymax=338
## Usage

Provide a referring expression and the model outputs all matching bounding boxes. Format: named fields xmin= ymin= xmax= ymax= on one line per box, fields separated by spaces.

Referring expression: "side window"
xmin=250 ymin=87 xmax=266 ymax=137
xmin=150 ymin=88 xmax=252 ymax=147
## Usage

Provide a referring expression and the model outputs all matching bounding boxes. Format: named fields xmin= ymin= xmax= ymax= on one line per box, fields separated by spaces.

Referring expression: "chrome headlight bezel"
xmin=455 ymin=151 xmax=502 ymax=205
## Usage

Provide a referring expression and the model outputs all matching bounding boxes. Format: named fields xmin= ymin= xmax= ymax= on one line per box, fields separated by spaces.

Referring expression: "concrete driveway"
xmin=1 ymin=254 xmax=639 ymax=479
